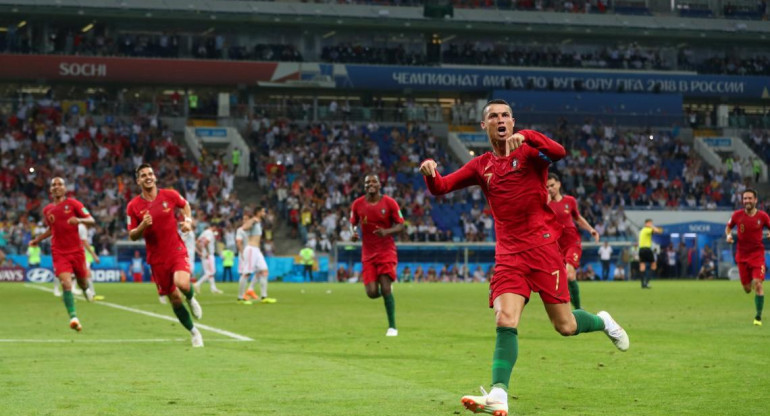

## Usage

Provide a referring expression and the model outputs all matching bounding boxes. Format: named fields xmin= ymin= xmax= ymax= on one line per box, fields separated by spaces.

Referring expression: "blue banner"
xmin=321 ymin=64 xmax=770 ymax=98
xmin=702 ymin=137 xmax=733 ymax=148
xmin=194 ymin=128 xmax=227 ymax=137
xmin=662 ymin=221 xmax=726 ymax=236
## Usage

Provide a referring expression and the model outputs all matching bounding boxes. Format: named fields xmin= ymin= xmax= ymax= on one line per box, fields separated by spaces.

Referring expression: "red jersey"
xmin=126 ymin=189 xmax=188 ymax=265
xmin=350 ymin=195 xmax=404 ymax=263
xmin=43 ymin=198 xmax=91 ymax=256
xmin=548 ymin=195 xmax=581 ymax=248
xmin=425 ymin=129 xmax=566 ymax=255
xmin=728 ymin=209 xmax=770 ymax=263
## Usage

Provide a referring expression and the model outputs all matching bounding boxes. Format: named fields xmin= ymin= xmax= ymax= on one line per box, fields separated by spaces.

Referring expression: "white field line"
xmin=0 ymin=338 xmax=245 ymax=344
xmin=25 ymin=284 xmax=253 ymax=341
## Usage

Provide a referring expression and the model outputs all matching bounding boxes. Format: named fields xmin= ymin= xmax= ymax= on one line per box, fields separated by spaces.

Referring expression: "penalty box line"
xmin=25 ymin=284 xmax=254 ymax=342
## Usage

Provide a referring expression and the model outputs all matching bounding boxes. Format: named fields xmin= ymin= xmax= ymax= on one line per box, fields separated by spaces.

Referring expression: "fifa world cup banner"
xmin=0 ymin=266 xmax=26 ymax=282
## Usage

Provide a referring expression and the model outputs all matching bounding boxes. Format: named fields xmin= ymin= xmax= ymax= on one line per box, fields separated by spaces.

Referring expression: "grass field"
xmin=1 ymin=280 xmax=767 ymax=416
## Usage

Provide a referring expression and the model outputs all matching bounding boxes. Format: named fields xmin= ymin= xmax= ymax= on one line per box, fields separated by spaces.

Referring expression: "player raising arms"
xmin=127 ymin=163 xmax=204 ymax=347
xmin=350 ymin=174 xmax=405 ymax=337
xmin=420 ymin=99 xmax=628 ymax=416
xmin=30 ymin=177 xmax=96 ymax=332
xmin=546 ymin=172 xmax=600 ymax=309
xmin=725 ymin=189 xmax=770 ymax=326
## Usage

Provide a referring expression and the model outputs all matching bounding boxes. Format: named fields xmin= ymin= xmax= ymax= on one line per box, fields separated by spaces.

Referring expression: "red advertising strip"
xmin=0 ymin=54 xmax=282 ymax=85
xmin=0 ymin=266 xmax=25 ymax=282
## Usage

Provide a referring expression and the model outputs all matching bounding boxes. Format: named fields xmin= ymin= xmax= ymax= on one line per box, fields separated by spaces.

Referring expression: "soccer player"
xmin=194 ymin=224 xmax=224 ymax=294
xmin=638 ymin=219 xmax=663 ymax=289
xmin=29 ymin=177 xmax=96 ymax=331
xmin=237 ymin=206 xmax=275 ymax=304
xmin=419 ymin=99 xmax=628 ymax=416
xmin=546 ymin=172 xmax=599 ymax=309
xmin=127 ymin=163 xmax=204 ymax=348
xmin=349 ymin=174 xmax=405 ymax=337
xmin=235 ymin=216 xmax=252 ymax=304
xmin=725 ymin=189 xmax=770 ymax=326
xmin=76 ymin=223 xmax=102 ymax=300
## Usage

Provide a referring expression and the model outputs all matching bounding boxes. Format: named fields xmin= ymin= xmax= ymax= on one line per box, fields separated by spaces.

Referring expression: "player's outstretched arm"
xmin=576 ymin=215 xmax=600 ymax=242
xmin=420 ymin=159 xmax=478 ymax=196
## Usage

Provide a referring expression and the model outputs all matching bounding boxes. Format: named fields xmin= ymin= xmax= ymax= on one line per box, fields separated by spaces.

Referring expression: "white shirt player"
xmin=198 ymin=228 xmax=217 ymax=258
xmin=180 ymin=229 xmax=196 ymax=271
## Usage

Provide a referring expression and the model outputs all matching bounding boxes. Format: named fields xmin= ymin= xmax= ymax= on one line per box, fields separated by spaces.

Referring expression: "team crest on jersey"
xmin=64 ymin=205 xmax=70 ymax=212
xmin=511 ymin=158 xmax=519 ymax=169
xmin=740 ymin=224 xmax=745 ymax=233
xmin=162 ymin=201 xmax=171 ymax=212
xmin=48 ymin=214 xmax=55 ymax=224
xmin=381 ymin=208 xmax=386 ymax=215
xmin=564 ymin=204 xmax=570 ymax=213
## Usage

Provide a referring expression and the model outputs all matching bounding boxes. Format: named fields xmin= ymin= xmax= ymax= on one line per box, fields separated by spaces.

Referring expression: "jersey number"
xmin=552 ymin=270 xmax=560 ymax=291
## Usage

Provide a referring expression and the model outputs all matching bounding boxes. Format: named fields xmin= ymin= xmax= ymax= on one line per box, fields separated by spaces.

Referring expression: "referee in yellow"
xmin=638 ymin=219 xmax=663 ymax=289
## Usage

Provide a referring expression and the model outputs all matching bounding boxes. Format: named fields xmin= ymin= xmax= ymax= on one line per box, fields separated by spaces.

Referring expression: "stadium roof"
xmin=0 ymin=0 xmax=769 ymax=45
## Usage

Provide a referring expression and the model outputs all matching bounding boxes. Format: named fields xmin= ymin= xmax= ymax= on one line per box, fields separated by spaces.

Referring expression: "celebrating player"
xmin=420 ymin=99 xmax=628 ymax=416
xmin=725 ymin=189 xmax=770 ymax=326
xmin=546 ymin=172 xmax=599 ymax=309
xmin=127 ymin=163 xmax=204 ymax=347
xmin=349 ymin=174 xmax=405 ymax=337
xmin=30 ymin=177 xmax=96 ymax=332
xmin=194 ymin=224 xmax=224 ymax=294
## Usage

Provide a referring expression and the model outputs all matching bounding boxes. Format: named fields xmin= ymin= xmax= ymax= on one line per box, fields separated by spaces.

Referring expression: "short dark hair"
xmin=481 ymin=99 xmax=512 ymax=120
xmin=135 ymin=163 xmax=152 ymax=179
xmin=645 ymin=218 xmax=653 ymax=224
xmin=743 ymin=188 xmax=758 ymax=198
xmin=547 ymin=172 xmax=560 ymax=182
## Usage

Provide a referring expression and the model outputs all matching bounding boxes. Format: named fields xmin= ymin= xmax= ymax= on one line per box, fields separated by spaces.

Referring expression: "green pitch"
xmin=1 ymin=280 xmax=767 ymax=415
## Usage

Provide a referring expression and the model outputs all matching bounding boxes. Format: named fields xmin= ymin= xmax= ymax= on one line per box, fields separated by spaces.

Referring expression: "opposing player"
xmin=546 ymin=172 xmax=599 ymax=309
xmin=638 ymin=219 xmax=663 ymax=289
xmin=725 ymin=189 xmax=770 ymax=326
xmin=237 ymin=206 xmax=275 ymax=304
xmin=194 ymin=224 xmax=223 ymax=294
xmin=76 ymin=223 xmax=102 ymax=300
xmin=235 ymin=216 xmax=252 ymax=304
xmin=127 ymin=163 xmax=204 ymax=347
xmin=29 ymin=177 xmax=96 ymax=331
xmin=349 ymin=174 xmax=405 ymax=336
xmin=420 ymin=99 xmax=628 ymax=416
xmin=176 ymin=213 xmax=197 ymax=304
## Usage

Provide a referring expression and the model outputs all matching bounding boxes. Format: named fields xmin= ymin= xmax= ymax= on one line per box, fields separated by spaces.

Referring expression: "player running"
xmin=349 ymin=174 xmax=405 ymax=337
xmin=127 ymin=163 xmax=204 ymax=347
xmin=725 ymin=188 xmax=770 ymax=326
xmin=546 ymin=172 xmax=600 ymax=309
xmin=420 ymin=99 xmax=628 ymax=416
xmin=30 ymin=177 xmax=96 ymax=331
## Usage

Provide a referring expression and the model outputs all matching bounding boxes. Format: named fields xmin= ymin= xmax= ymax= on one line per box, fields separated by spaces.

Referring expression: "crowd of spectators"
xmin=442 ymin=41 xmax=667 ymax=71
xmin=0 ymin=93 xmax=246 ymax=257
xmin=242 ymin=108 xmax=762 ymax=256
xmin=3 ymin=22 xmax=770 ymax=76
xmin=1 ymin=92 xmax=765 ymax=262
xmin=550 ymin=119 xmax=753 ymax=216
xmin=745 ymin=129 xmax=770 ymax=169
